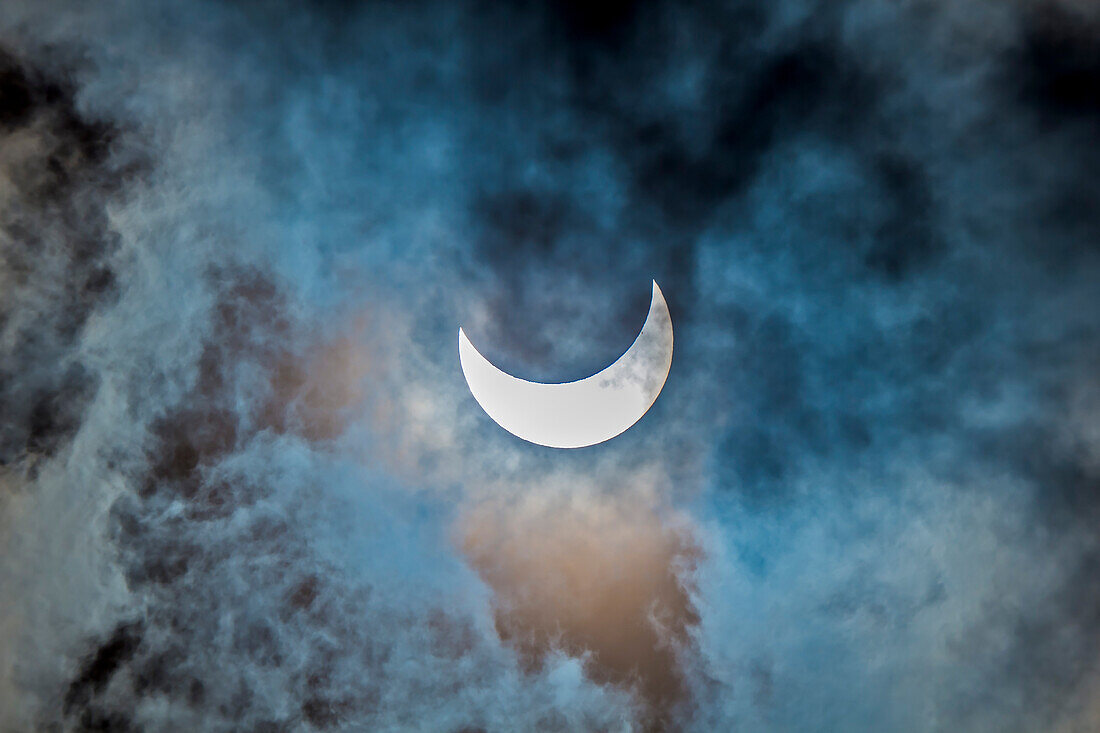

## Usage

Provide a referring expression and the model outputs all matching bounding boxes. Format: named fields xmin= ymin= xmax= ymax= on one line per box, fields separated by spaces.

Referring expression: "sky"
xmin=1 ymin=0 xmax=1099 ymax=730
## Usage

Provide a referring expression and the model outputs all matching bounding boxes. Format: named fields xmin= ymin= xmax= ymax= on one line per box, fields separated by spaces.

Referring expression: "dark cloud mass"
xmin=0 ymin=50 xmax=129 ymax=466
xmin=1 ymin=0 xmax=1099 ymax=730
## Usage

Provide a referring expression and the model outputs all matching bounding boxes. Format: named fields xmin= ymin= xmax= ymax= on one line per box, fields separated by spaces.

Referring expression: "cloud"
xmin=0 ymin=0 xmax=1099 ymax=731
xmin=460 ymin=473 xmax=700 ymax=725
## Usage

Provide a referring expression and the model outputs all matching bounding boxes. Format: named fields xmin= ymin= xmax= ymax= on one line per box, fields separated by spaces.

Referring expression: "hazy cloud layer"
xmin=1 ymin=1 xmax=1099 ymax=730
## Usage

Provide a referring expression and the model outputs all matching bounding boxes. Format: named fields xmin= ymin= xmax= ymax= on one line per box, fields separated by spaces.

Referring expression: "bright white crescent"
xmin=458 ymin=281 xmax=673 ymax=448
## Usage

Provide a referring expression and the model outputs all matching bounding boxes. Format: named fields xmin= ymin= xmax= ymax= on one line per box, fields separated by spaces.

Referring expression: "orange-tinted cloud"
xmin=459 ymin=489 xmax=701 ymax=724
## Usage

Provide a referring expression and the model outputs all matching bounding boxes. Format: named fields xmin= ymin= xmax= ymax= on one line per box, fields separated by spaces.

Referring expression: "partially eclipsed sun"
xmin=459 ymin=281 xmax=673 ymax=448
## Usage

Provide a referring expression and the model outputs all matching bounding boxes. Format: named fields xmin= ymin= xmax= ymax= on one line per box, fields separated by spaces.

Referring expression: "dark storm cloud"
xmin=63 ymin=621 xmax=144 ymax=731
xmin=0 ymin=50 xmax=134 ymax=467
xmin=1 ymin=0 xmax=1100 ymax=731
xmin=1018 ymin=2 xmax=1100 ymax=121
